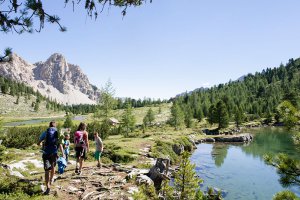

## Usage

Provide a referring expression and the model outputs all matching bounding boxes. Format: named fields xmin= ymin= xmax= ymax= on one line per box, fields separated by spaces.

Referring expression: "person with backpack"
xmin=74 ymin=122 xmax=89 ymax=175
xmin=37 ymin=121 xmax=64 ymax=195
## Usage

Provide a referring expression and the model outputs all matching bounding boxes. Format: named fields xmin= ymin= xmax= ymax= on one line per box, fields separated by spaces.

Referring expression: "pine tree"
xmin=207 ymin=104 xmax=217 ymax=126
xmin=174 ymin=151 xmax=202 ymax=200
xmin=170 ymin=103 xmax=185 ymax=130
xmin=276 ymin=100 xmax=298 ymax=130
xmin=121 ymin=103 xmax=136 ymax=137
xmin=63 ymin=114 xmax=74 ymax=128
xmin=216 ymin=100 xmax=229 ymax=129
xmin=143 ymin=108 xmax=155 ymax=127
xmin=95 ymin=80 xmax=117 ymax=139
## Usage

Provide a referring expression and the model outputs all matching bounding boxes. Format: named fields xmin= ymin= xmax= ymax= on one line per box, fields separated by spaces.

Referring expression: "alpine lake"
xmin=191 ymin=127 xmax=300 ymax=199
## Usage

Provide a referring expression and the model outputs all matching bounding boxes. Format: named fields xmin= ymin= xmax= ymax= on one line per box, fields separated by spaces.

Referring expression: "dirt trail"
xmin=49 ymin=164 xmax=135 ymax=200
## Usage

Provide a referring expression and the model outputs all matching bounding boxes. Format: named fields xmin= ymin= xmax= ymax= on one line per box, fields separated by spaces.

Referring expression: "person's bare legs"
xmin=45 ymin=170 xmax=50 ymax=189
xmin=49 ymin=165 xmax=55 ymax=184
xmin=79 ymin=157 xmax=84 ymax=172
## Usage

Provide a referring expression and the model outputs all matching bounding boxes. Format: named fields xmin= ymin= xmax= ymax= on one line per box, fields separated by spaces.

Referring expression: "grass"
xmin=0 ymin=94 xmax=65 ymax=119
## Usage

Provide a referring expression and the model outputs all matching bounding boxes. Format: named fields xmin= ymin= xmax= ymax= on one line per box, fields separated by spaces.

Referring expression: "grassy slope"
xmin=0 ymin=94 xmax=65 ymax=122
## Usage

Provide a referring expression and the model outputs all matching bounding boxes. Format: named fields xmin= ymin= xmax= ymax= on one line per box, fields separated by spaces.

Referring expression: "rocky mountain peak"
xmin=0 ymin=53 xmax=99 ymax=105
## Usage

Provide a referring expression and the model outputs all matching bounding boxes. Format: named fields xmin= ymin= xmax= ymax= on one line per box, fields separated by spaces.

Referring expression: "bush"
xmin=273 ymin=190 xmax=299 ymax=200
xmin=3 ymin=126 xmax=47 ymax=149
xmin=102 ymin=143 xmax=134 ymax=163
xmin=0 ymin=168 xmax=41 ymax=196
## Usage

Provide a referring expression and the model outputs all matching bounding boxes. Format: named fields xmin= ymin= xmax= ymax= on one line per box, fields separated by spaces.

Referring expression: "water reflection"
xmin=242 ymin=128 xmax=300 ymax=160
xmin=211 ymin=143 xmax=228 ymax=167
xmin=191 ymin=127 xmax=300 ymax=199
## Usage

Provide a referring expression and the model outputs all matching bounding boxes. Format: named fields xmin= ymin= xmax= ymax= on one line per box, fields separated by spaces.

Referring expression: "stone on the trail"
xmin=126 ymin=168 xmax=149 ymax=180
xmin=68 ymin=160 xmax=76 ymax=165
xmin=127 ymin=186 xmax=139 ymax=194
xmin=68 ymin=186 xmax=79 ymax=192
xmin=40 ymin=185 xmax=46 ymax=193
xmin=136 ymin=174 xmax=154 ymax=186
xmin=9 ymin=170 xmax=24 ymax=178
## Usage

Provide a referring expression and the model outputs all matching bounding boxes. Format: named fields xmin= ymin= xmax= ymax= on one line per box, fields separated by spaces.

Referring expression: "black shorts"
xmin=42 ymin=153 xmax=57 ymax=171
xmin=75 ymin=147 xmax=86 ymax=159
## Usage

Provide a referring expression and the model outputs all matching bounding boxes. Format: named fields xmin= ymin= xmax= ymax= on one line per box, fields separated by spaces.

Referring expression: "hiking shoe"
xmin=77 ymin=170 xmax=82 ymax=175
xmin=75 ymin=167 xmax=79 ymax=174
xmin=43 ymin=188 xmax=50 ymax=195
xmin=97 ymin=163 xmax=102 ymax=168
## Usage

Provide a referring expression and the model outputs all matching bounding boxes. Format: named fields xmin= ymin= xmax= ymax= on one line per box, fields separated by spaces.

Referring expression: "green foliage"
xmin=276 ymin=101 xmax=299 ymax=130
xmin=264 ymin=153 xmax=300 ymax=187
xmin=121 ymin=103 xmax=136 ymax=137
xmin=151 ymin=140 xmax=179 ymax=164
xmin=207 ymin=104 xmax=217 ymax=126
xmin=174 ymin=58 xmax=300 ymax=125
xmin=0 ymin=144 xmax=6 ymax=162
xmin=234 ymin=106 xmax=245 ymax=127
xmin=174 ymin=151 xmax=203 ymax=200
xmin=0 ymin=168 xmax=41 ymax=197
xmin=143 ymin=108 xmax=155 ymax=127
xmin=160 ymin=180 xmax=175 ymax=200
xmin=3 ymin=126 xmax=47 ymax=149
xmin=102 ymin=143 xmax=134 ymax=163
xmin=133 ymin=184 xmax=158 ymax=200
xmin=215 ymin=100 xmax=229 ymax=129
xmin=273 ymin=190 xmax=299 ymax=200
xmin=0 ymin=0 xmax=148 ymax=35
xmin=94 ymin=80 xmax=117 ymax=139
xmin=63 ymin=114 xmax=74 ymax=128
xmin=169 ymin=103 xmax=185 ymax=130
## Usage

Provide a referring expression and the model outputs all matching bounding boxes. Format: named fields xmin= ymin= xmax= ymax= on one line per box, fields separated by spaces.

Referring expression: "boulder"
xmin=148 ymin=158 xmax=170 ymax=189
xmin=205 ymin=138 xmax=215 ymax=143
xmin=172 ymin=144 xmax=184 ymax=155
xmin=136 ymin=174 xmax=154 ymax=186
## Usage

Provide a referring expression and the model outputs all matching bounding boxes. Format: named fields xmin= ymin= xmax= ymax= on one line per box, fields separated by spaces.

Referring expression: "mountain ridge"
xmin=0 ymin=53 xmax=99 ymax=105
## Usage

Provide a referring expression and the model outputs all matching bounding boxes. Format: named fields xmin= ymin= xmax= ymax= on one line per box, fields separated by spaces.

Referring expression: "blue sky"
xmin=1 ymin=0 xmax=300 ymax=99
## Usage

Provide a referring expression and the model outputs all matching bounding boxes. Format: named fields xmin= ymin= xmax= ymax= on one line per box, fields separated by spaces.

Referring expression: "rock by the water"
xmin=136 ymin=174 xmax=154 ymax=186
xmin=172 ymin=144 xmax=184 ymax=155
xmin=214 ymin=133 xmax=253 ymax=143
xmin=205 ymin=138 xmax=215 ymax=143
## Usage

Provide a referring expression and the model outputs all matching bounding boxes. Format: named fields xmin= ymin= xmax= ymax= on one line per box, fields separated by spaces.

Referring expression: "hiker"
xmin=37 ymin=121 xmax=64 ymax=195
xmin=74 ymin=122 xmax=89 ymax=175
xmin=94 ymin=132 xmax=103 ymax=168
xmin=63 ymin=134 xmax=70 ymax=162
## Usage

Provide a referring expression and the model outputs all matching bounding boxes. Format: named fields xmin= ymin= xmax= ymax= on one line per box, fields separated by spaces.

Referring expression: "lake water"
xmin=4 ymin=116 xmax=86 ymax=127
xmin=191 ymin=127 xmax=300 ymax=199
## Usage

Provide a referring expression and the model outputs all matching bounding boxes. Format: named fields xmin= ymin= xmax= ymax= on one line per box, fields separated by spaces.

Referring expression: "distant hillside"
xmin=0 ymin=53 xmax=99 ymax=105
xmin=175 ymin=58 xmax=300 ymax=119
xmin=0 ymin=75 xmax=65 ymax=118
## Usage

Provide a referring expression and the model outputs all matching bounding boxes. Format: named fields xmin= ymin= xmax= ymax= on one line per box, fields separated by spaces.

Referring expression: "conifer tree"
xmin=216 ymin=100 xmax=229 ymax=129
xmin=276 ymin=100 xmax=298 ymax=130
xmin=63 ymin=114 xmax=74 ymax=128
xmin=170 ymin=103 xmax=185 ymax=130
xmin=175 ymin=151 xmax=202 ymax=200
xmin=95 ymin=80 xmax=117 ymax=139
xmin=143 ymin=108 xmax=155 ymax=127
xmin=121 ymin=103 xmax=136 ymax=137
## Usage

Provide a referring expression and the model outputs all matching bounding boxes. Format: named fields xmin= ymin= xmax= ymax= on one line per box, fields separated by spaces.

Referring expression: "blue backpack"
xmin=44 ymin=128 xmax=58 ymax=153
xmin=57 ymin=157 xmax=67 ymax=174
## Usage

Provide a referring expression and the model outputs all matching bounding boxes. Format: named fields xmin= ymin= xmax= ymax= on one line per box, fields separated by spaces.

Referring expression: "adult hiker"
xmin=38 ymin=121 xmax=64 ymax=195
xmin=94 ymin=132 xmax=103 ymax=168
xmin=74 ymin=122 xmax=89 ymax=175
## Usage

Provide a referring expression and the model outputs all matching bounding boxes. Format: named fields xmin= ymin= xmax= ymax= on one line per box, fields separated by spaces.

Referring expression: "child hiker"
xmin=94 ymin=132 xmax=103 ymax=168
xmin=64 ymin=134 xmax=70 ymax=162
